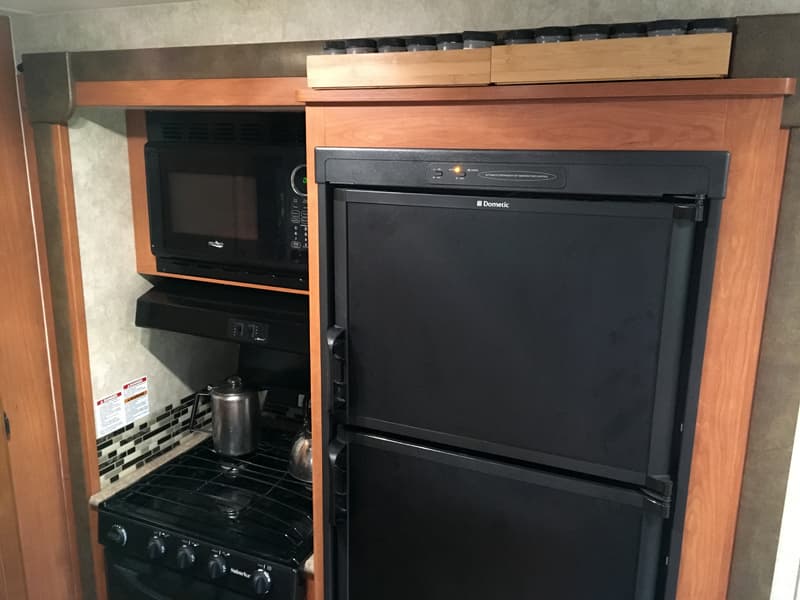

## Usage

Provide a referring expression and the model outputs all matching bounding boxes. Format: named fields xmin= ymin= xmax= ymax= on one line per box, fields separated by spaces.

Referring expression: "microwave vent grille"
xmin=146 ymin=112 xmax=305 ymax=145
xmin=214 ymin=122 xmax=237 ymax=143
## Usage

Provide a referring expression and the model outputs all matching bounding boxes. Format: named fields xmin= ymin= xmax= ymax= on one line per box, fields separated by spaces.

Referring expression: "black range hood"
xmin=135 ymin=279 xmax=309 ymax=355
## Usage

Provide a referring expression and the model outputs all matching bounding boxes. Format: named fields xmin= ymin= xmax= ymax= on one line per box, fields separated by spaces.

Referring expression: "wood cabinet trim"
xmin=76 ymin=77 xmax=308 ymax=108
xmin=298 ymin=77 xmax=795 ymax=104
xmin=18 ymin=78 xmax=83 ymax=600
xmin=49 ymin=123 xmax=109 ymax=600
xmin=305 ymin=89 xmax=791 ymax=600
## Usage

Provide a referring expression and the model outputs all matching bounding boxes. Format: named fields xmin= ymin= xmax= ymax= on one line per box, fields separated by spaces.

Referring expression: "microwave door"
xmin=146 ymin=144 xmax=260 ymax=264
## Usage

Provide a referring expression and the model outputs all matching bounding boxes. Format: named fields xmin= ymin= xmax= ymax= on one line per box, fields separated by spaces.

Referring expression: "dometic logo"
xmin=476 ymin=200 xmax=511 ymax=209
xmin=230 ymin=568 xmax=251 ymax=579
xmin=208 ymin=240 xmax=225 ymax=249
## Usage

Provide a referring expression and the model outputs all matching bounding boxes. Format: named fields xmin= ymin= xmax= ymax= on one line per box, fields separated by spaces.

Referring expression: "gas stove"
xmin=99 ymin=428 xmax=312 ymax=600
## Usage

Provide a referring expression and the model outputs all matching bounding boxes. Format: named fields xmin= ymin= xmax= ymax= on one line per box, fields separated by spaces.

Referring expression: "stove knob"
xmin=251 ymin=569 xmax=272 ymax=596
xmin=106 ymin=524 xmax=127 ymax=547
xmin=207 ymin=555 xmax=227 ymax=580
xmin=146 ymin=536 xmax=166 ymax=560
xmin=176 ymin=545 xmax=196 ymax=570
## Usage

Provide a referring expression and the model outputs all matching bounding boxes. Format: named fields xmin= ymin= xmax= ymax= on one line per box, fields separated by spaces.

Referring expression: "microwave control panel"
xmin=289 ymin=196 xmax=308 ymax=251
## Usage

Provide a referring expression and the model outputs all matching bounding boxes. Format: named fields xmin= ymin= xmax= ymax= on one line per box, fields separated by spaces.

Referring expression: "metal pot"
xmin=288 ymin=396 xmax=312 ymax=483
xmin=190 ymin=376 xmax=260 ymax=457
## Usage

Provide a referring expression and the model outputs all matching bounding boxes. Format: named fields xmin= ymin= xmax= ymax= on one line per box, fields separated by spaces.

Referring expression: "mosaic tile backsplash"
xmin=97 ymin=392 xmax=211 ymax=488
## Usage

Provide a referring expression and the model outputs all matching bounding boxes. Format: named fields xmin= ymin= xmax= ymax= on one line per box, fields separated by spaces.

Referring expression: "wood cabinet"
xmin=301 ymin=79 xmax=794 ymax=600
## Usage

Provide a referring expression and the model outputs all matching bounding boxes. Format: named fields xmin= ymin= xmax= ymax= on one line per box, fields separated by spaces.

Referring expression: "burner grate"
xmin=103 ymin=429 xmax=313 ymax=565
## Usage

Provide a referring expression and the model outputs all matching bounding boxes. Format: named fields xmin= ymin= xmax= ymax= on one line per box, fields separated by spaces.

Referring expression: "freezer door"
xmin=333 ymin=188 xmax=698 ymax=485
xmin=336 ymin=433 xmax=667 ymax=600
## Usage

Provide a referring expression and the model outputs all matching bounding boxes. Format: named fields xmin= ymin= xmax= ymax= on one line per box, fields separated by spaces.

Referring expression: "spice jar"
xmin=378 ymin=37 xmax=407 ymax=53
xmin=345 ymin=38 xmax=377 ymax=54
xmin=436 ymin=34 xmax=463 ymax=50
xmin=406 ymin=35 xmax=437 ymax=51
xmin=646 ymin=19 xmax=689 ymax=36
xmin=534 ymin=27 xmax=571 ymax=43
xmin=462 ymin=31 xmax=497 ymax=49
xmin=323 ymin=40 xmax=346 ymax=55
xmin=571 ymin=24 xmax=610 ymax=41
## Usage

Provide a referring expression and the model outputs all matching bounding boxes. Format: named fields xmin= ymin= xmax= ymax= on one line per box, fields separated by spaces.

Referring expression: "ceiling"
xmin=0 ymin=0 xmax=191 ymax=14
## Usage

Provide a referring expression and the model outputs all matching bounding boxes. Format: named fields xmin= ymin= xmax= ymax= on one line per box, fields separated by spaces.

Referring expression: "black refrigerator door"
xmin=335 ymin=432 xmax=667 ymax=600
xmin=333 ymin=188 xmax=698 ymax=485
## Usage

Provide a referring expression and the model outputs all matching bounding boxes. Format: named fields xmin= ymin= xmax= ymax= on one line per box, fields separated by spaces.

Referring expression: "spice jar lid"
xmin=345 ymin=38 xmax=377 ymax=49
xmin=571 ymin=24 xmax=611 ymax=36
xmin=377 ymin=37 xmax=406 ymax=47
xmin=646 ymin=19 xmax=689 ymax=32
xmin=610 ymin=22 xmax=646 ymax=36
xmin=436 ymin=33 xmax=463 ymax=43
xmin=535 ymin=26 xmax=571 ymax=37
xmin=503 ymin=29 xmax=537 ymax=43
xmin=405 ymin=35 xmax=437 ymax=46
xmin=463 ymin=30 xmax=498 ymax=43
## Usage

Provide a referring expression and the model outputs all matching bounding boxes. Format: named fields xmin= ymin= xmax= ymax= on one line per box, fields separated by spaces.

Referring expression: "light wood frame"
xmin=47 ymin=75 xmax=792 ymax=600
xmin=302 ymin=79 xmax=794 ymax=600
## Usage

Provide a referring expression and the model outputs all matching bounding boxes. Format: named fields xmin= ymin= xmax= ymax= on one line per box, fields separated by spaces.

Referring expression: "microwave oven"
xmin=144 ymin=111 xmax=309 ymax=290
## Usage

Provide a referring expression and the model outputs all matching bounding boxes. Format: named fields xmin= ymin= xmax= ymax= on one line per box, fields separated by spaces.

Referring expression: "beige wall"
xmin=68 ymin=108 xmax=238 ymax=426
xmin=6 ymin=0 xmax=800 ymax=57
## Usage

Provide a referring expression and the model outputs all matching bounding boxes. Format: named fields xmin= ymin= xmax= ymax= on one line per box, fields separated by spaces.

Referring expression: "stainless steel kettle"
xmin=288 ymin=396 xmax=312 ymax=483
xmin=190 ymin=376 xmax=260 ymax=457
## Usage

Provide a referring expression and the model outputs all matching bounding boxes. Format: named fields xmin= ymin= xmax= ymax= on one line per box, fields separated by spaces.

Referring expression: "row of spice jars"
xmin=505 ymin=18 xmax=735 ymax=43
xmin=324 ymin=32 xmax=498 ymax=54
xmin=322 ymin=18 xmax=734 ymax=54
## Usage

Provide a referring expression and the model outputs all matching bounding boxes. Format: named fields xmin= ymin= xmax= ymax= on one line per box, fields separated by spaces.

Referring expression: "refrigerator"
xmin=316 ymin=148 xmax=729 ymax=600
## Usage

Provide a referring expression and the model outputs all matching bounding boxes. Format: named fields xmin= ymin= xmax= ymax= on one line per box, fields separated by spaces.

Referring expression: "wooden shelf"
xmin=491 ymin=33 xmax=732 ymax=85
xmin=306 ymin=48 xmax=491 ymax=89
xmin=298 ymin=77 xmax=796 ymax=104
xmin=136 ymin=268 xmax=310 ymax=296
xmin=306 ymin=34 xmax=731 ymax=90
xmin=74 ymin=77 xmax=308 ymax=108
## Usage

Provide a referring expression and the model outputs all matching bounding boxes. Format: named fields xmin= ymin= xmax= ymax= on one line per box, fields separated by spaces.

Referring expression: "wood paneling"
xmin=0 ymin=397 xmax=26 ymax=600
xmin=299 ymin=77 xmax=795 ymax=104
xmin=676 ymin=105 xmax=790 ymax=599
xmin=75 ymin=77 xmax=307 ymax=108
xmin=305 ymin=80 xmax=792 ymax=600
xmin=126 ymin=110 xmax=310 ymax=296
xmin=307 ymin=48 xmax=491 ymax=89
xmin=491 ymin=33 xmax=732 ymax=84
xmin=0 ymin=17 xmax=79 ymax=600
xmin=49 ymin=123 xmax=108 ymax=600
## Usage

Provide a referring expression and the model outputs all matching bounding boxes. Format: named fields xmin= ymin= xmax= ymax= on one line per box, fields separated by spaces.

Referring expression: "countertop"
xmin=88 ymin=431 xmax=314 ymax=575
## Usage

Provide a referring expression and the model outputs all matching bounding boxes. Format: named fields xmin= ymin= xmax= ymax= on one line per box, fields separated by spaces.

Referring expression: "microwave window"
xmin=168 ymin=172 xmax=259 ymax=241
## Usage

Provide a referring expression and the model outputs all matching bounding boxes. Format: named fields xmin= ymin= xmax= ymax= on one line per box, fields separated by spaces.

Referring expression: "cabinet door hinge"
xmin=669 ymin=195 xmax=706 ymax=222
